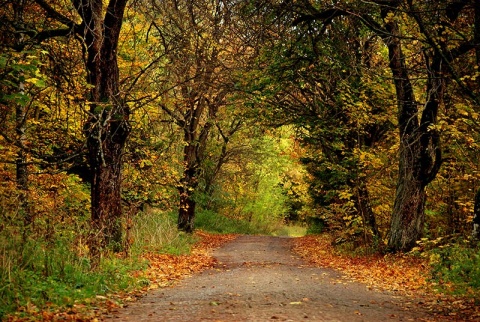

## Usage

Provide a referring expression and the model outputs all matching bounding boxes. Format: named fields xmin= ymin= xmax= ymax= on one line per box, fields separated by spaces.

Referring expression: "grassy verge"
xmin=0 ymin=210 xmax=199 ymax=321
xmin=0 ymin=238 xmax=144 ymax=320
xmin=195 ymin=209 xmax=265 ymax=234
xmin=2 ymin=207 xmax=302 ymax=320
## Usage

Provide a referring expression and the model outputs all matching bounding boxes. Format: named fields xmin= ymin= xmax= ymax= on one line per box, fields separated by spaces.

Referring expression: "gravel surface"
xmin=103 ymin=235 xmax=439 ymax=321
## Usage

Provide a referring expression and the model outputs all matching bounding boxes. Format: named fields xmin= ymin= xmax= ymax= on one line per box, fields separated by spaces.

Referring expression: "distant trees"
xmin=144 ymin=0 xmax=263 ymax=232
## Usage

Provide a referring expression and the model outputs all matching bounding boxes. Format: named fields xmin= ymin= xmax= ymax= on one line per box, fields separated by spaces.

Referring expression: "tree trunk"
xmin=177 ymin=142 xmax=198 ymax=232
xmin=16 ymin=97 xmax=29 ymax=223
xmin=87 ymin=132 xmax=127 ymax=250
xmin=176 ymin=96 xmax=217 ymax=231
xmin=389 ymin=164 xmax=426 ymax=250
xmin=13 ymin=0 xmax=31 ymax=232
xmin=472 ymin=1 xmax=480 ymax=241
xmin=472 ymin=188 xmax=480 ymax=240
xmin=178 ymin=186 xmax=196 ymax=233
xmin=77 ymin=0 xmax=130 ymax=261
xmin=382 ymin=5 xmax=443 ymax=252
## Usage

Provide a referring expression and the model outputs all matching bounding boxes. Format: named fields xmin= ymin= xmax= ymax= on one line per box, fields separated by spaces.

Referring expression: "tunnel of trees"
xmin=1 ymin=0 xmax=480 ymax=316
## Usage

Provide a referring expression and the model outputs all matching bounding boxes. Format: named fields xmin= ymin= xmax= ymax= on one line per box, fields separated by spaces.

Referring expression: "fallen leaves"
xmin=132 ymin=231 xmax=238 ymax=291
xmin=293 ymin=235 xmax=428 ymax=294
xmin=6 ymin=231 xmax=237 ymax=322
xmin=292 ymin=234 xmax=480 ymax=320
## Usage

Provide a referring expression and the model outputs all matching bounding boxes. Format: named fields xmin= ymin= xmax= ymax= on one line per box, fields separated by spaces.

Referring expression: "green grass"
xmin=272 ymin=225 xmax=307 ymax=237
xmin=195 ymin=209 xmax=306 ymax=237
xmin=0 ymin=236 xmax=144 ymax=320
xmin=0 ymin=209 xmax=200 ymax=320
xmin=195 ymin=209 xmax=292 ymax=235
xmin=130 ymin=210 xmax=198 ymax=255
xmin=1 ymin=207 xmax=304 ymax=320
xmin=195 ymin=209 xmax=258 ymax=234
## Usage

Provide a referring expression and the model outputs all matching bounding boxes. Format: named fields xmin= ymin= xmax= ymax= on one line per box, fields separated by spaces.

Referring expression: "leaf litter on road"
xmin=292 ymin=234 xmax=480 ymax=321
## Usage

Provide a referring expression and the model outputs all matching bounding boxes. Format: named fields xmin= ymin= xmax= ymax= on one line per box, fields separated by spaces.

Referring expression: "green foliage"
xmin=272 ymin=225 xmax=307 ymax=237
xmin=306 ymin=217 xmax=326 ymax=235
xmin=199 ymin=128 xmax=311 ymax=230
xmin=0 ymin=206 xmax=203 ymax=319
xmin=195 ymin=209 xmax=259 ymax=234
xmin=0 ymin=230 xmax=143 ymax=320
xmin=238 ymin=8 xmax=395 ymax=247
xmin=0 ymin=50 xmax=47 ymax=107
xmin=426 ymin=240 xmax=480 ymax=296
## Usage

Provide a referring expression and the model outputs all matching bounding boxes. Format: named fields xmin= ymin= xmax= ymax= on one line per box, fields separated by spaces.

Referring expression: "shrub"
xmin=427 ymin=240 xmax=480 ymax=296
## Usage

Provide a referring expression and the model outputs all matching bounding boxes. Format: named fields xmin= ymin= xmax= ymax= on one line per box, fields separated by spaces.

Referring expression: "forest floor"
xmin=96 ymin=234 xmax=479 ymax=321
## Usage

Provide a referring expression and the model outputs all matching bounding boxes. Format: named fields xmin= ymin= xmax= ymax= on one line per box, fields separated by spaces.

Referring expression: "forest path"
xmin=104 ymin=235 xmax=439 ymax=321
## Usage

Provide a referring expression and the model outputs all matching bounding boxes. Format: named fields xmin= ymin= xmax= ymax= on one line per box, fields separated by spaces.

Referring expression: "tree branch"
xmin=34 ymin=0 xmax=77 ymax=28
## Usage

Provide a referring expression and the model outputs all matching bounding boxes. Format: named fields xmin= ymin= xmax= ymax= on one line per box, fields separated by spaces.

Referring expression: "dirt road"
xmin=104 ymin=235 xmax=439 ymax=321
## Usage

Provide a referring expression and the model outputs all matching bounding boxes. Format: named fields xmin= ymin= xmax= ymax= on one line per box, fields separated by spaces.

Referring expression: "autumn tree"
xmin=144 ymin=0 xmax=255 ymax=232
xmin=235 ymin=1 xmax=393 ymax=243
xmin=0 ymin=1 xmax=39 ymax=229
xmin=1 ymin=0 xmax=132 ymax=262
xmin=288 ymin=0 xmax=480 ymax=251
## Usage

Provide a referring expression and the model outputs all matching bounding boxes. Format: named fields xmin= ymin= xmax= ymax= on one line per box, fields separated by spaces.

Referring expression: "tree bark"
xmin=13 ymin=0 xmax=31 ymax=230
xmin=472 ymin=189 xmax=480 ymax=240
xmin=177 ymin=140 xmax=199 ymax=233
xmin=382 ymin=5 xmax=418 ymax=251
xmin=178 ymin=184 xmax=197 ymax=233
xmin=76 ymin=0 xmax=130 ymax=259
xmin=383 ymin=4 xmax=443 ymax=252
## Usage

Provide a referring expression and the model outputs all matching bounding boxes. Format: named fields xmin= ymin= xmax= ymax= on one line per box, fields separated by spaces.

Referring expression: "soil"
xmin=103 ymin=235 xmax=443 ymax=321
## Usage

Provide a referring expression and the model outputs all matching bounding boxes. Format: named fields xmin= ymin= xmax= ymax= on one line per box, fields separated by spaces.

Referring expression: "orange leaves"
xmin=292 ymin=235 xmax=428 ymax=295
xmin=292 ymin=234 xmax=480 ymax=319
xmin=140 ymin=252 xmax=214 ymax=289
xmin=193 ymin=230 xmax=238 ymax=252
xmin=136 ymin=231 xmax=238 ymax=290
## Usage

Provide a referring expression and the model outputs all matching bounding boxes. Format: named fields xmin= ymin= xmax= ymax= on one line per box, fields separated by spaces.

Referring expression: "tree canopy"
xmin=1 ymin=2 xmax=480 ymax=316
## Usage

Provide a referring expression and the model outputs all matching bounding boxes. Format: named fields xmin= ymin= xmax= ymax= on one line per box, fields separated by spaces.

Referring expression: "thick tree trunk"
xmin=77 ymin=0 xmax=129 ymax=261
xmin=87 ymin=128 xmax=128 ymax=249
xmin=382 ymin=5 xmax=442 ymax=252
xmin=389 ymin=157 xmax=426 ymax=250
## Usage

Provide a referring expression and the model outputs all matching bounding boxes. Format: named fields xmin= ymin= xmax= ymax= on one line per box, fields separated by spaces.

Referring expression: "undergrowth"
xmin=1 ymin=207 xmax=278 ymax=320
xmin=195 ymin=209 xmax=269 ymax=234
xmin=0 ymin=209 xmax=193 ymax=320
xmin=416 ymin=238 xmax=480 ymax=297
xmin=0 ymin=235 xmax=144 ymax=320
